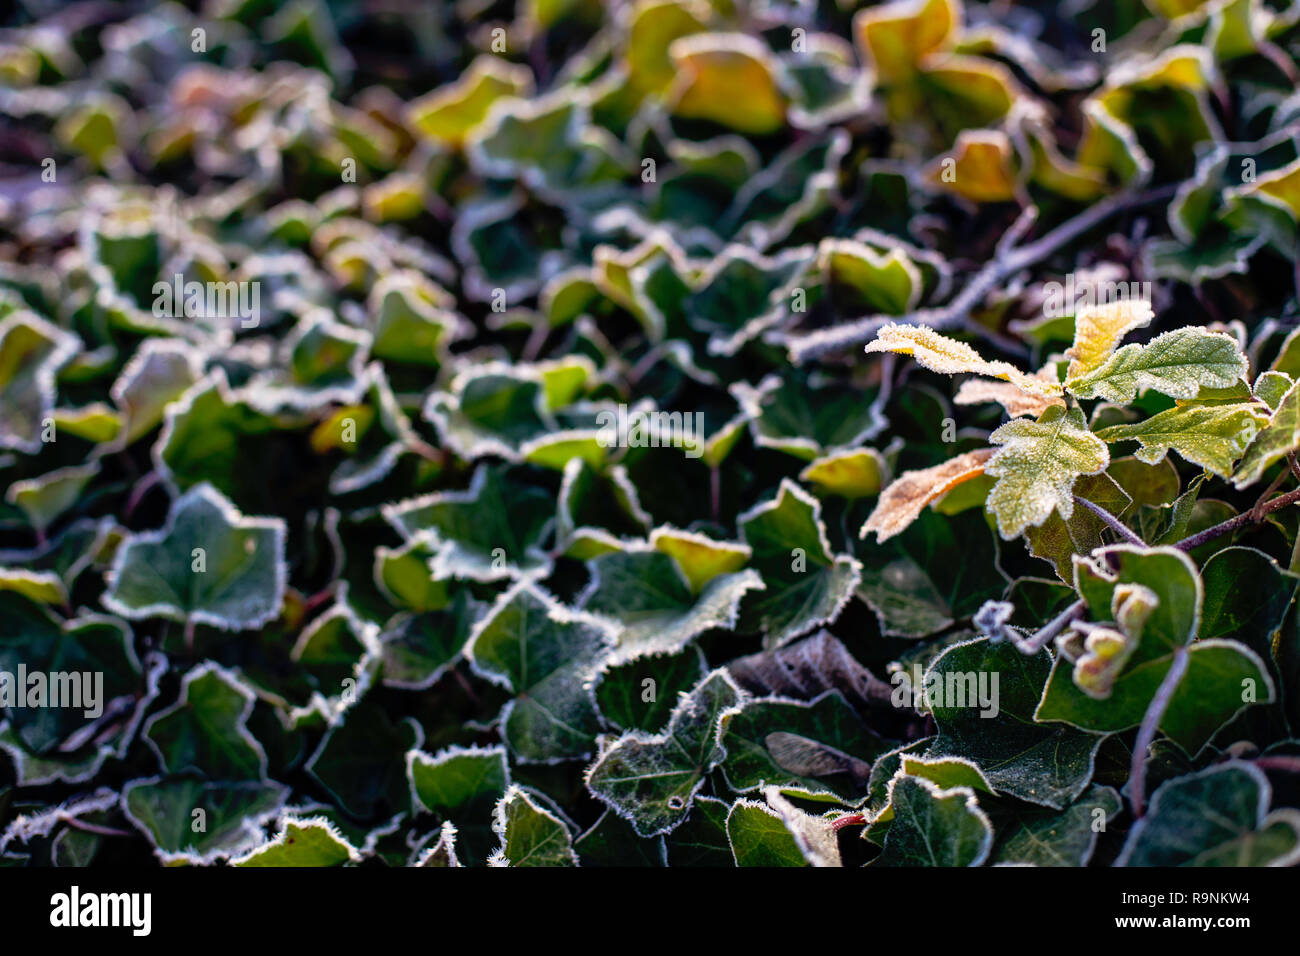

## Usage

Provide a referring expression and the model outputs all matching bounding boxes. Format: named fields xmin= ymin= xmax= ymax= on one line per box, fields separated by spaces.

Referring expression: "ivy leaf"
xmin=1117 ymin=763 xmax=1300 ymax=866
xmin=382 ymin=465 xmax=554 ymax=582
xmin=665 ymin=796 xmax=733 ymax=867
xmin=725 ymin=799 xmax=808 ymax=867
xmin=407 ymin=56 xmax=533 ymax=148
xmin=1096 ymin=402 xmax=1268 ymax=477
xmin=143 ymin=663 xmax=267 ymax=780
xmin=922 ymin=638 xmax=1103 ymax=809
xmin=579 ymin=548 xmax=762 ymax=663
xmin=121 ymin=777 xmax=288 ymax=865
xmin=103 ymin=482 xmax=287 ymax=631
xmin=407 ymin=744 xmax=508 ymax=819
xmin=738 ymin=480 xmax=862 ymax=648
xmin=667 ymin=34 xmax=787 ymax=136
xmin=1064 ymin=328 xmax=1248 ymax=403
xmin=232 ymin=817 xmax=360 ymax=867
xmin=573 ymin=809 xmax=666 ymax=868
xmin=488 ymin=786 xmax=577 ymax=867
xmin=985 ymin=405 xmax=1110 ymax=539
xmin=1037 ymin=546 xmax=1275 ymax=754
xmin=873 ymin=775 xmax=993 ymax=867
xmin=466 ymin=582 xmax=612 ymax=762
xmin=406 ymin=744 xmax=509 ymax=865
xmin=595 ymin=647 xmax=706 ymax=733
xmin=991 ymin=784 xmax=1122 ymax=866
xmin=305 ymin=700 xmax=422 ymax=818
xmin=719 ymin=690 xmax=889 ymax=802
xmin=0 ymin=311 xmax=80 ymax=454
xmin=0 ymin=599 xmax=146 ymax=755
xmin=585 ymin=670 xmax=744 ymax=836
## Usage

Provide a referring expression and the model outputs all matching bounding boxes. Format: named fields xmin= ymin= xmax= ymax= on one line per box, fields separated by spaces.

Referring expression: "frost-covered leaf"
xmin=586 ymin=670 xmax=743 ymax=836
xmin=1038 ymin=546 xmax=1275 ymax=754
xmin=1065 ymin=328 xmax=1249 ymax=403
xmin=103 ymin=482 xmax=286 ymax=631
xmin=1233 ymin=378 xmax=1300 ymax=488
xmin=921 ymin=638 xmax=1103 ymax=809
xmin=233 ymin=817 xmax=360 ymax=867
xmin=874 ymin=775 xmax=992 ymax=867
xmin=1118 ymin=763 xmax=1300 ymax=866
xmin=719 ymin=691 xmax=888 ymax=802
xmin=862 ymin=448 xmax=994 ymax=542
xmin=121 ymin=778 xmax=288 ymax=865
xmin=865 ymin=324 xmax=1062 ymax=398
xmin=725 ymin=799 xmax=807 ymax=867
xmin=466 ymin=583 xmax=612 ymax=762
xmin=579 ymin=548 xmax=762 ymax=663
xmin=985 ymin=405 xmax=1109 ymax=539
xmin=488 ymin=786 xmax=576 ymax=867
xmin=0 ymin=311 xmax=80 ymax=454
xmin=144 ymin=663 xmax=266 ymax=780
xmin=382 ymin=465 xmax=554 ymax=582
xmin=739 ymin=480 xmax=861 ymax=648
xmin=1097 ymin=403 xmax=1268 ymax=477
xmin=1065 ymin=300 xmax=1155 ymax=378
xmin=991 ymin=785 xmax=1122 ymax=866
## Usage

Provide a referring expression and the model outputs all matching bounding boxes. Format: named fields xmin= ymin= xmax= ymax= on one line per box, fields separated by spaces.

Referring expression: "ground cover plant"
xmin=1 ymin=0 xmax=1300 ymax=868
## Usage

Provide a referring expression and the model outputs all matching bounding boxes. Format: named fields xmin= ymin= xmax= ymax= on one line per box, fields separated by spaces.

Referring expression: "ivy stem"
xmin=1254 ymin=756 xmax=1300 ymax=774
xmin=1073 ymin=495 xmax=1144 ymax=546
xmin=61 ymin=817 xmax=134 ymax=839
xmin=1129 ymin=645 xmax=1190 ymax=817
xmin=1013 ymin=598 xmax=1085 ymax=655
xmin=1174 ymin=486 xmax=1300 ymax=552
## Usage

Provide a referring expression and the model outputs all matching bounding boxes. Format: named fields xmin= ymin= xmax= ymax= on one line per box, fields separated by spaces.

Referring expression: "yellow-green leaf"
xmin=985 ymin=405 xmax=1110 ymax=539
xmin=1064 ymin=327 xmax=1248 ymax=403
xmin=1233 ymin=380 xmax=1300 ymax=488
xmin=1065 ymin=299 xmax=1154 ymax=379
xmin=1097 ymin=403 xmax=1269 ymax=478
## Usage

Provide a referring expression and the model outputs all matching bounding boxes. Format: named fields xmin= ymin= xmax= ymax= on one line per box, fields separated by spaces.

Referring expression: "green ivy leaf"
xmin=489 ymin=786 xmax=577 ymax=867
xmin=121 ymin=777 xmax=288 ymax=865
xmin=586 ymin=670 xmax=744 ymax=836
xmin=739 ymin=480 xmax=861 ymax=648
xmin=233 ymin=817 xmax=360 ymax=867
xmin=1037 ymin=546 xmax=1275 ymax=754
xmin=1118 ymin=763 xmax=1300 ymax=866
xmin=466 ymin=583 xmax=612 ymax=762
xmin=719 ymin=691 xmax=888 ymax=802
xmin=873 ymin=775 xmax=993 ymax=867
xmin=991 ymin=784 xmax=1122 ymax=866
xmin=144 ymin=663 xmax=267 ymax=780
xmin=103 ymin=482 xmax=287 ymax=631
xmin=579 ymin=548 xmax=762 ymax=663
xmin=922 ymin=638 xmax=1103 ymax=809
